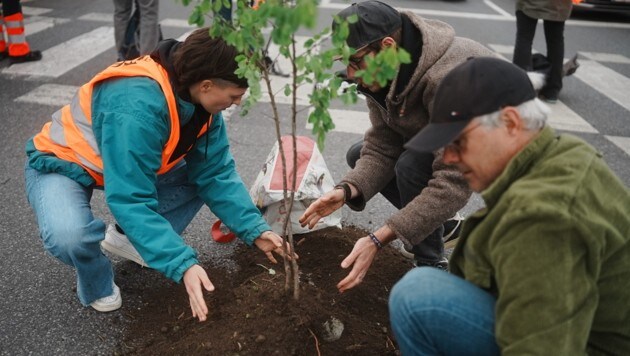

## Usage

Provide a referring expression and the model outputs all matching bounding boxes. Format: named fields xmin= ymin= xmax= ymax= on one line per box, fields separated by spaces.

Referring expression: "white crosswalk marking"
xmin=545 ymin=101 xmax=597 ymax=133
xmin=25 ymin=16 xmax=71 ymax=36
xmin=488 ymin=43 xmax=630 ymax=64
xmin=2 ymin=26 xmax=115 ymax=78
xmin=574 ymin=60 xmax=630 ymax=112
xmin=580 ymin=52 xmax=630 ymax=65
xmin=14 ymin=84 xmax=77 ymax=107
xmin=7 ymin=14 xmax=629 ymax=162
xmin=22 ymin=6 xmax=52 ymax=16
xmin=78 ymin=13 xmax=114 ymax=23
xmin=77 ymin=14 xmax=197 ymax=30
xmin=306 ymin=108 xmax=369 ymax=135
xmin=160 ymin=19 xmax=196 ymax=29
xmin=260 ymin=36 xmax=317 ymax=106
xmin=605 ymin=136 xmax=630 ymax=157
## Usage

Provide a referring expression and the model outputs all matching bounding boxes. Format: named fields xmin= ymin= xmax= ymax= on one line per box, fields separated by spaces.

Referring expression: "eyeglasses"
xmin=348 ymin=49 xmax=372 ymax=71
xmin=444 ymin=122 xmax=482 ymax=156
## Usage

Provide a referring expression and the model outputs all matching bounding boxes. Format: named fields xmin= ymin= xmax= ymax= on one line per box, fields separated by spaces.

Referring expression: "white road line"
xmin=259 ymin=36 xmax=317 ymax=106
xmin=160 ymin=19 xmax=196 ymax=28
xmin=574 ymin=60 xmax=630 ymax=112
xmin=22 ymin=6 xmax=52 ymax=16
xmin=483 ymin=0 xmax=512 ymax=17
xmin=25 ymin=17 xmax=70 ymax=36
xmin=545 ymin=101 xmax=598 ymax=133
xmin=489 ymin=44 xmax=630 ymax=65
xmin=318 ymin=3 xmax=630 ymax=28
xmin=605 ymin=136 xmax=630 ymax=156
xmin=320 ymin=2 xmax=512 ymax=21
xmin=78 ymin=13 xmax=113 ymax=22
xmin=77 ymin=15 xmax=198 ymax=30
xmin=176 ymin=30 xmax=195 ymax=41
xmin=488 ymin=46 xmax=598 ymax=134
xmin=580 ymin=52 xmax=630 ymax=65
xmin=306 ymin=108 xmax=369 ymax=135
xmin=2 ymin=26 xmax=115 ymax=78
xmin=14 ymin=84 xmax=77 ymax=106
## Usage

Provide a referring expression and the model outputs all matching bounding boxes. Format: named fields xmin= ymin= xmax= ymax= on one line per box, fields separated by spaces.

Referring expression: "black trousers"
xmin=513 ymin=10 xmax=565 ymax=97
xmin=346 ymin=141 xmax=444 ymax=265
xmin=1 ymin=0 xmax=23 ymax=16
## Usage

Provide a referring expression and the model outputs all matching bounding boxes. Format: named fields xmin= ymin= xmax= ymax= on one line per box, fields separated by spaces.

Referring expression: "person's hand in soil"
xmin=254 ymin=230 xmax=299 ymax=263
xmin=299 ymin=188 xmax=345 ymax=229
xmin=336 ymin=236 xmax=379 ymax=292
xmin=183 ymin=264 xmax=215 ymax=322
xmin=337 ymin=226 xmax=395 ymax=292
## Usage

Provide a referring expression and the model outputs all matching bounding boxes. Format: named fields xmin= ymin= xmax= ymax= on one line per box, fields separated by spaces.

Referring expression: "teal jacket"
xmin=450 ymin=126 xmax=630 ymax=355
xmin=26 ymin=76 xmax=270 ymax=283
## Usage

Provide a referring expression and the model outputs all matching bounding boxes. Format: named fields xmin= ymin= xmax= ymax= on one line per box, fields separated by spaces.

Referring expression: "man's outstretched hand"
xmin=183 ymin=264 xmax=215 ymax=322
xmin=336 ymin=235 xmax=379 ymax=292
xmin=299 ymin=189 xmax=345 ymax=229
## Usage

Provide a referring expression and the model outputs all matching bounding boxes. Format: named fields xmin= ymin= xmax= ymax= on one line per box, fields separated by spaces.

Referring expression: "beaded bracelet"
xmin=368 ymin=232 xmax=383 ymax=250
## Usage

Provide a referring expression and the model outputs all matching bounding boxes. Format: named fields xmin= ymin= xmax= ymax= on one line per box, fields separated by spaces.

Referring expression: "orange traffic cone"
xmin=3 ymin=12 xmax=41 ymax=64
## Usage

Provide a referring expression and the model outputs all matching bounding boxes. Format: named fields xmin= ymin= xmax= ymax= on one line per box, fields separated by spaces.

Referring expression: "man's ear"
xmin=380 ymin=36 xmax=397 ymax=49
xmin=500 ymin=107 xmax=524 ymax=135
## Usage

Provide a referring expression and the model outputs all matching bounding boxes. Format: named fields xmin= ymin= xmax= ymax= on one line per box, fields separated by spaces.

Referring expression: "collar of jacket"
xmin=150 ymin=39 xmax=213 ymax=159
xmin=150 ymin=39 xmax=193 ymax=102
xmin=394 ymin=13 xmax=422 ymax=97
xmin=479 ymin=126 xmax=557 ymax=210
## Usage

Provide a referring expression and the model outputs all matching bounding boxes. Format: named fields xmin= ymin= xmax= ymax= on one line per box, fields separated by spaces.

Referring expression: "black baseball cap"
xmin=405 ymin=57 xmax=536 ymax=153
xmin=333 ymin=1 xmax=402 ymax=51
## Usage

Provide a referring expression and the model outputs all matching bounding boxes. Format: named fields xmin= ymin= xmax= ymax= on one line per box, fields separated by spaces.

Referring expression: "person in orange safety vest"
xmin=0 ymin=0 xmax=42 ymax=64
xmin=24 ymin=28 xmax=295 ymax=321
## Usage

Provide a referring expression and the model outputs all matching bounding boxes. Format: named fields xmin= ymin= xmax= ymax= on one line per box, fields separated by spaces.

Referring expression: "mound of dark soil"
xmin=118 ymin=227 xmax=414 ymax=355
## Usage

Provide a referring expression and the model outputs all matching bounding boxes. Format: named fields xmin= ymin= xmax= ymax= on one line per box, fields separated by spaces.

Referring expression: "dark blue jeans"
xmin=389 ymin=268 xmax=500 ymax=355
xmin=346 ymin=141 xmax=444 ymax=265
xmin=513 ymin=10 xmax=565 ymax=97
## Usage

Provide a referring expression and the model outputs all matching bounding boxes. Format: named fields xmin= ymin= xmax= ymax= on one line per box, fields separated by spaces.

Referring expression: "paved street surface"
xmin=1 ymin=0 xmax=628 ymax=354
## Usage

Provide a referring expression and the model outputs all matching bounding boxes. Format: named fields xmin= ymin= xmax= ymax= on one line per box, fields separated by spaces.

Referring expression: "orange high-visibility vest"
xmin=33 ymin=55 xmax=211 ymax=186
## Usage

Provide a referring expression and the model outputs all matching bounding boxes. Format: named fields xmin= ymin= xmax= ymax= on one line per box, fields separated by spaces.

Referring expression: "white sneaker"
xmin=101 ymin=224 xmax=148 ymax=267
xmin=90 ymin=283 xmax=122 ymax=312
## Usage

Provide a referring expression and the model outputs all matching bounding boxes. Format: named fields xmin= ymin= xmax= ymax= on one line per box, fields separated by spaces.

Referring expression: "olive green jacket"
xmin=450 ymin=126 xmax=630 ymax=355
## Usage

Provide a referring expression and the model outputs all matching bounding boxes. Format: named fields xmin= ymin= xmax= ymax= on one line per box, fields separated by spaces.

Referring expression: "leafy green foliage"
xmin=179 ymin=0 xmax=409 ymax=150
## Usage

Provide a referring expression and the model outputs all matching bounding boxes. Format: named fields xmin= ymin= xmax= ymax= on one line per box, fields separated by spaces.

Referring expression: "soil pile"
xmin=118 ymin=227 xmax=414 ymax=355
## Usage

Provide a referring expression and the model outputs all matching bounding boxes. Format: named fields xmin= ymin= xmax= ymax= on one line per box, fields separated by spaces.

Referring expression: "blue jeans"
xmin=389 ymin=268 xmax=500 ymax=356
xmin=24 ymin=161 xmax=204 ymax=305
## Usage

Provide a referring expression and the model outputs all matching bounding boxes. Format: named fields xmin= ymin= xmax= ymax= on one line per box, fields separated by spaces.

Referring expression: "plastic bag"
xmin=249 ymin=136 xmax=342 ymax=234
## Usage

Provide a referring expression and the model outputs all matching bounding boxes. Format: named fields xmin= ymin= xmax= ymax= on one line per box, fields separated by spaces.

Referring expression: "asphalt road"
xmin=0 ymin=0 xmax=628 ymax=354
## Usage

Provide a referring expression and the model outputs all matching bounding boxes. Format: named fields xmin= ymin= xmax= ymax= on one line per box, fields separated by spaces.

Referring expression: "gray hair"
xmin=476 ymin=98 xmax=551 ymax=131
